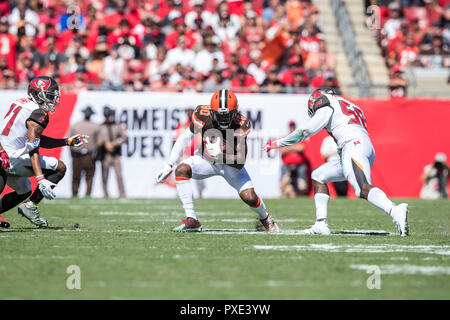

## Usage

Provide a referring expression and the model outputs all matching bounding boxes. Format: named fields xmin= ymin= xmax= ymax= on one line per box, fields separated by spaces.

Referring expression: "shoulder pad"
xmin=233 ymin=113 xmax=251 ymax=137
xmin=308 ymin=91 xmax=331 ymax=117
xmin=27 ymin=108 xmax=49 ymax=129
xmin=313 ymin=93 xmax=330 ymax=112
xmin=192 ymin=105 xmax=212 ymax=129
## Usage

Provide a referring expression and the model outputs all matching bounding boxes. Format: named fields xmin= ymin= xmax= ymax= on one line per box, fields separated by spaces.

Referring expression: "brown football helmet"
xmin=210 ymin=89 xmax=238 ymax=129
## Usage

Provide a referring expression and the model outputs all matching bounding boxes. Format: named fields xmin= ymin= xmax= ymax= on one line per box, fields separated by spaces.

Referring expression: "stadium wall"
xmin=0 ymin=90 xmax=448 ymax=199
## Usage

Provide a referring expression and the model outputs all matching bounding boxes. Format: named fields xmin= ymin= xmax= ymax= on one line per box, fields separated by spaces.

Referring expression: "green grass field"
xmin=0 ymin=197 xmax=449 ymax=299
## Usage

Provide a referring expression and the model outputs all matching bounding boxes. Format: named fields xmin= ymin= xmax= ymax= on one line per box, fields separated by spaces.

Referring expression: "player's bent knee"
xmin=239 ymin=189 xmax=259 ymax=207
xmin=311 ymin=169 xmax=324 ymax=184
xmin=359 ymin=184 xmax=373 ymax=199
xmin=58 ymin=160 xmax=67 ymax=174
xmin=175 ymin=163 xmax=192 ymax=178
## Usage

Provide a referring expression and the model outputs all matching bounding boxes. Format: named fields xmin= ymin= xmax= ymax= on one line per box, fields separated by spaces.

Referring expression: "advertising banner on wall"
xmin=63 ymin=91 xmax=310 ymax=198
xmin=0 ymin=90 xmax=448 ymax=198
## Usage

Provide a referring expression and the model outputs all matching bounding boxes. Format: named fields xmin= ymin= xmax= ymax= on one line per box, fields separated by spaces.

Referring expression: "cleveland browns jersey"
xmin=189 ymin=105 xmax=251 ymax=165
xmin=0 ymin=97 xmax=49 ymax=159
xmin=310 ymin=91 xmax=369 ymax=149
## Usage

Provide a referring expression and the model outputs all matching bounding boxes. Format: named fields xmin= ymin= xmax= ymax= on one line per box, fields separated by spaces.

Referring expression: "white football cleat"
xmin=18 ymin=200 xmax=48 ymax=228
xmin=391 ymin=203 xmax=409 ymax=236
xmin=303 ymin=220 xmax=331 ymax=235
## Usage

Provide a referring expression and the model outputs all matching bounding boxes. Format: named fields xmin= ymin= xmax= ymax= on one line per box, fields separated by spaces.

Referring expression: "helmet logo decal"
xmin=30 ymin=78 xmax=51 ymax=91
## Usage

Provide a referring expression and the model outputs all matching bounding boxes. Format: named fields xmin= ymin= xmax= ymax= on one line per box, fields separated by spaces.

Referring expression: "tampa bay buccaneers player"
xmin=0 ymin=76 xmax=88 ymax=229
xmin=264 ymin=88 xmax=409 ymax=236
xmin=156 ymin=89 xmax=279 ymax=232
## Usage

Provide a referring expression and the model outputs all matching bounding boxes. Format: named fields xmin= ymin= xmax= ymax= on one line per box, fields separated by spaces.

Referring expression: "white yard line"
xmin=350 ymin=264 xmax=450 ymax=275
xmin=253 ymin=244 xmax=450 ymax=255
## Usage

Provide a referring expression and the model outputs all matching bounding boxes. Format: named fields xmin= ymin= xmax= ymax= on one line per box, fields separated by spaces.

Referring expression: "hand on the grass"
xmin=36 ymin=175 xmax=56 ymax=200
xmin=155 ymin=163 xmax=173 ymax=183
xmin=67 ymin=134 xmax=89 ymax=147
xmin=263 ymin=140 xmax=278 ymax=152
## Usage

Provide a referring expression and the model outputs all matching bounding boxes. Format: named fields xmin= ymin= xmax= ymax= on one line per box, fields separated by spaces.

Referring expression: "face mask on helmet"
xmin=214 ymin=109 xmax=236 ymax=129
xmin=37 ymin=90 xmax=60 ymax=113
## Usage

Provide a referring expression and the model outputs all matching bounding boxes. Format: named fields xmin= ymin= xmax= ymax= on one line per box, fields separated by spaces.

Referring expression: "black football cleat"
xmin=0 ymin=215 xmax=10 ymax=228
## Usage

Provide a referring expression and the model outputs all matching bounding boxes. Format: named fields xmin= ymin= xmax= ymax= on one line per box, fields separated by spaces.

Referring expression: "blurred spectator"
xmin=98 ymin=106 xmax=127 ymax=198
xmin=320 ymin=136 xmax=348 ymax=197
xmin=8 ymin=0 xmax=39 ymax=36
xmin=420 ymin=152 xmax=449 ymax=199
xmin=162 ymin=35 xmax=196 ymax=71
xmin=193 ymin=37 xmax=225 ymax=75
xmin=279 ymin=120 xmax=311 ymax=197
xmin=69 ymin=106 xmax=100 ymax=198
xmin=41 ymin=34 xmax=66 ymax=67
xmin=304 ymin=37 xmax=336 ymax=75
xmin=389 ymin=65 xmax=409 ymax=97
xmin=185 ymin=0 xmax=213 ymax=29
xmin=247 ymin=49 xmax=266 ymax=84
xmin=102 ymin=45 xmax=125 ymax=90
xmin=16 ymin=51 xmax=37 ymax=87
xmin=0 ymin=17 xmax=17 ymax=71
xmin=0 ymin=0 xmax=338 ymax=93
xmin=263 ymin=0 xmax=281 ymax=24
xmin=230 ymin=66 xmax=258 ymax=92
xmin=211 ymin=1 xmax=241 ymax=49
xmin=382 ymin=2 xmax=405 ymax=40
xmin=261 ymin=67 xmax=285 ymax=93
xmin=148 ymin=46 xmax=168 ymax=82
xmin=283 ymin=67 xmax=309 ymax=93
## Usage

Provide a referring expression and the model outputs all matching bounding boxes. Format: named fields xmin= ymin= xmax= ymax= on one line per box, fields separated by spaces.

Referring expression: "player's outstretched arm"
xmin=263 ymin=108 xmax=333 ymax=152
xmin=39 ymin=134 xmax=89 ymax=149
xmin=155 ymin=127 xmax=195 ymax=183
xmin=26 ymin=120 xmax=56 ymax=200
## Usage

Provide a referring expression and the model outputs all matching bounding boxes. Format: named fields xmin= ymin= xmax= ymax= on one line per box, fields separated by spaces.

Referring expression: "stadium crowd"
xmin=0 ymin=0 xmax=340 ymax=93
xmin=366 ymin=0 xmax=450 ymax=96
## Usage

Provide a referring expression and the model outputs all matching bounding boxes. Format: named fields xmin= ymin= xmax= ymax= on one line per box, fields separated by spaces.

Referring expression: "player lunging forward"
xmin=0 ymin=76 xmax=88 ymax=228
xmin=156 ymin=89 xmax=279 ymax=232
xmin=263 ymin=88 xmax=409 ymax=236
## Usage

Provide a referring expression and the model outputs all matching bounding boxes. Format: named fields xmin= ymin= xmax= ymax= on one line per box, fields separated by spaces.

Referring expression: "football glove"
xmin=205 ymin=136 xmax=222 ymax=159
xmin=0 ymin=150 xmax=10 ymax=170
xmin=156 ymin=163 xmax=173 ymax=183
xmin=67 ymin=134 xmax=89 ymax=147
xmin=36 ymin=175 xmax=56 ymax=200
xmin=263 ymin=139 xmax=278 ymax=152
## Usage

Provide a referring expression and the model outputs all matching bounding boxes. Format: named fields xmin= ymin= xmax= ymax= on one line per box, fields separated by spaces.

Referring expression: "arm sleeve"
xmin=168 ymin=127 xmax=195 ymax=166
xmin=276 ymin=107 xmax=333 ymax=148
xmin=40 ymin=135 xmax=68 ymax=148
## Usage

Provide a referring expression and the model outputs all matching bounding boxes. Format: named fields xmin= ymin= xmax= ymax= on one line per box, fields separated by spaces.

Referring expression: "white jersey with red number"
xmin=0 ymin=97 xmax=42 ymax=159
xmin=322 ymin=93 xmax=369 ymax=149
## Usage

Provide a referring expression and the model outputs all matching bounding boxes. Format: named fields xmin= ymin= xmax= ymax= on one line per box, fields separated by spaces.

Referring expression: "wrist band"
xmin=36 ymin=175 xmax=45 ymax=182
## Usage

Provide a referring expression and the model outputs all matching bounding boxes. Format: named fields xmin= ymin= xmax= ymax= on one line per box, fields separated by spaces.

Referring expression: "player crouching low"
xmin=0 ymin=76 xmax=88 ymax=228
xmin=156 ymin=89 xmax=279 ymax=232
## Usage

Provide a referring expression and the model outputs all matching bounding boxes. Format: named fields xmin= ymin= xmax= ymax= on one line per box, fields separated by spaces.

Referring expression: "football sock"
xmin=367 ymin=187 xmax=394 ymax=216
xmin=0 ymin=191 xmax=31 ymax=214
xmin=315 ymin=193 xmax=329 ymax=221
xmin=175 ymin=178 xmax=196 ymax=219
xmin=249 ymin=197 xmax=269 ymax=220
xmin=30 ymin=170 xmax=66 ymax=204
